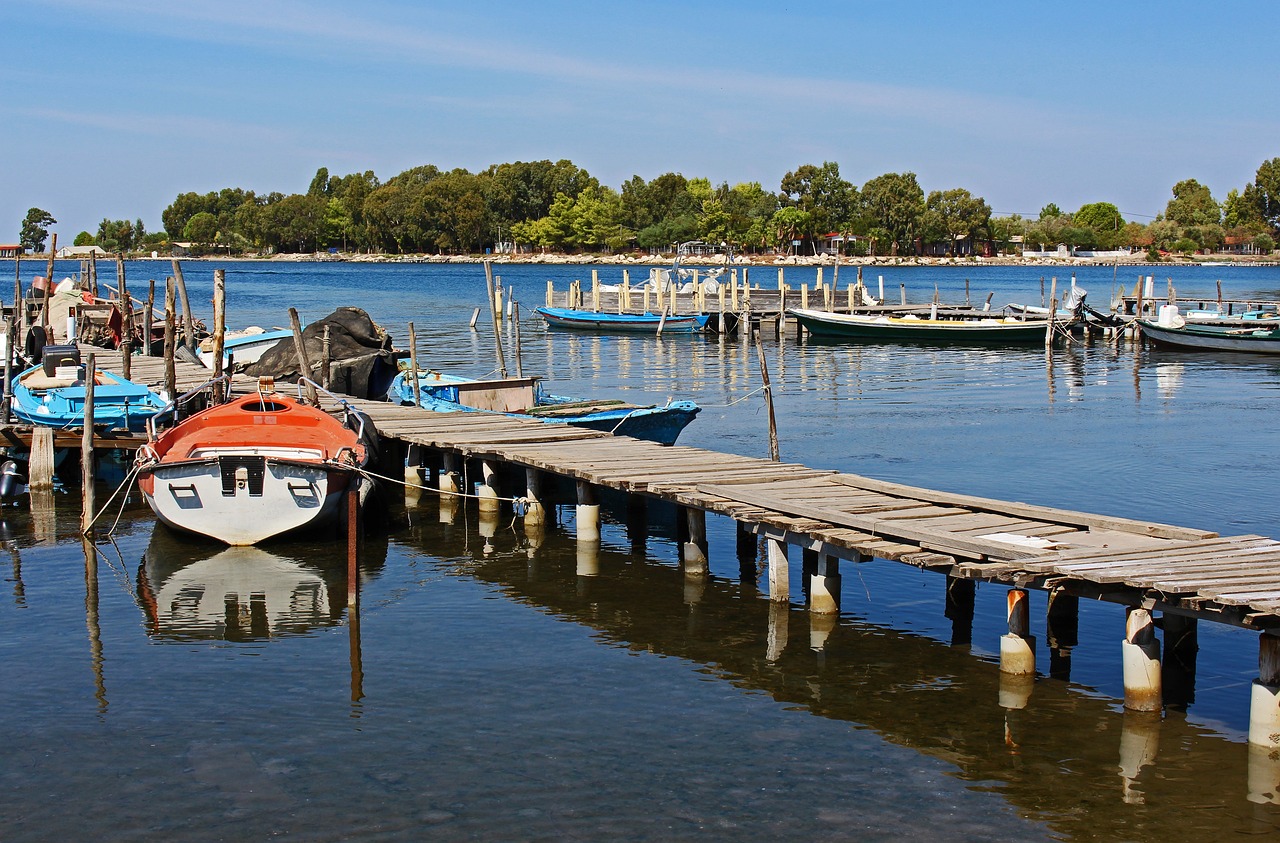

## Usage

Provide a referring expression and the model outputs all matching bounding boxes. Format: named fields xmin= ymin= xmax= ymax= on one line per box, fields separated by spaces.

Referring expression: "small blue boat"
xmin=388 ymin=370 xmax=700 ymax=445
xmin=535 ymin=306 xmax=710 ymax=334
xmin=10 ymin=362 xmax=167 ymax=432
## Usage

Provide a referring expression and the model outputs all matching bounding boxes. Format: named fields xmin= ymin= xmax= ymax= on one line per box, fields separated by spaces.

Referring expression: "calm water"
xmin=3 ymin=259 xmax=1280 ymax=840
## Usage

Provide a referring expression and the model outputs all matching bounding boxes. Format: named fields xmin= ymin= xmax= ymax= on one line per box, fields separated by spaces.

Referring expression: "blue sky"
xmin=3 ymin=0 xmax=1276 ymax=239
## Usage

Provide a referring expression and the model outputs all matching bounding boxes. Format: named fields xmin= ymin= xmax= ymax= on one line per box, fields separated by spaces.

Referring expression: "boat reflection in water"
xmin=138 ymin=526 xmax=351 ymax=641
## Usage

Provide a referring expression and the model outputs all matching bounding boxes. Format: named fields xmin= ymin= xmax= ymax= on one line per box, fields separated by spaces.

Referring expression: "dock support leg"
xmin=1122 ymin=607 xmax=1163 ymax=712
xmin=1162 ymin=613 xmax=1198 ymax=709
xmin=29 ymin=427 xmax=55 ymax=490
xmin=809 ymin=554 xmax=839 ymax=615
xmin=523 ymin=468 xmax=545 ymax=528
xmin=736 ymin=522 xmax=758 ymax=585
xmin=404 ymin=443 xmax=424 ymax=485
xmin=1047 ymin=591 xmax=1079 ymax=681
xmin=576 ymin=480 xmax=600 ymax=543
xmin=766 ymin=537 xmax=789 ymax=603
xmin=766 ymin=602 xmax=788 ymax=662
xmin=478 ymin=460 xmax=500 ymax=514
xmin=1249 ymin=633 xmax=1280 ymax=748
xmin=682 ymin=508 xmax=708 ymax=576
xmin=1000 ymin=588 xmax=1036 ymax=676
xmin=439 ymin=453 xmax=461 ymax=523
xmin=945 ymin=576 xmax=975 ymax=647
xmin=626 ymin=495 xmax=647 ymax=555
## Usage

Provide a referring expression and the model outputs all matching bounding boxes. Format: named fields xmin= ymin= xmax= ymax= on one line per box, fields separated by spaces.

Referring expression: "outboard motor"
xmin=0 ymin=460 xmax=27 ymax=500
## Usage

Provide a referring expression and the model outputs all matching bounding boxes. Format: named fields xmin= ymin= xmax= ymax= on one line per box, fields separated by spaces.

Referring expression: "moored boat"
xmin=136 ymin=381 xmax=375 ymax=545
xmin=1137 ymin=318 xmax=1280 ymax=354
xmin=389 ymin=369 xmax=700 ymax=445
xmin=196 ymin=327 xmax=293 ymax=369
xmin=535 ymin=306 xmax=710 ymax=333
xmin=9 ymin=349 xmax=167 ymax=431
xmin=788 ymin=308 xmax=1050 ymax=344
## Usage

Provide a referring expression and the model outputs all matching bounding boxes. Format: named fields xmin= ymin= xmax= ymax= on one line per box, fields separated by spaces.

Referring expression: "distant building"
xmin=57 ymin=245 xmax=110 ymax=258
xmin=0 ymin=245 xmax=22 ymax=258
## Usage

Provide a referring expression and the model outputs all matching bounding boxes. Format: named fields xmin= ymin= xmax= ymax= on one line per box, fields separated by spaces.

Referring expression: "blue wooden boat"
xmin=196 ymin=327 xmax=294 ymax=369
xmin=535 ymin=306 xmax=710 ymax=334
xmin=388 ymin=370 xmax=700 ymax=445
xmin=10 ymin=362 xmax=167 ymax=432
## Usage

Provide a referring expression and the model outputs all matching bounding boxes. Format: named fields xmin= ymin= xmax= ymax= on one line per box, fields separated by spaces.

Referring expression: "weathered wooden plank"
xmin=697 ymin=483 xmax=1050 ymax=561
xmin=829 ymin=473 xmax=1217 ymax=541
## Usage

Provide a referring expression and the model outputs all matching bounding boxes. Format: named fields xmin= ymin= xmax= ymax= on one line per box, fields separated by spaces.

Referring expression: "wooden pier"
xmin=37 ymin=345 xmax=1280 ymax=746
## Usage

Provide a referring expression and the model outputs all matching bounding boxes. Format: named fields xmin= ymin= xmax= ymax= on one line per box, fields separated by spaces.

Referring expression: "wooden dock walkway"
xmin=66 ymin=345 xmax=1280 ymax=630
xmin=44 ymin=344 xmax=1280 ymax=741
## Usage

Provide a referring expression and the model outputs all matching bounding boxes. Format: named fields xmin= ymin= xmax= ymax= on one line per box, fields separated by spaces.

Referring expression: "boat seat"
xmin=20 ymin=371 xmax=108 ymax=391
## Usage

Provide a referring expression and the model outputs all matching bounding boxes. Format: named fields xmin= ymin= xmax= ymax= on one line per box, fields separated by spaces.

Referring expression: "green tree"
xmin=921 ymin=188 xmax=991 ymax=255
xmin=20 ymin=207 xmax=56 ymax=252
xmin=780 ymin=161 xmax=856 ymax=241
xmin=861 ymin=173 xmax=924 ymax=255
xmin=770 ymin=206 xmax=811 ymax=255
xmin=1164 ymin=179 xmax=1221 ymax=227
xmin=182 ymin=212 xmax=218 ymax=247
xmin=1254 ymin=233 xmax=1275 ymax=254
xmin=73 ymin=231 xmax=95 ymax=246
xmin=307 ymin=166 xmax=332 ymax=197
xmin=1039 ymin=203 xmax=1063 ymax=220
xmin=1250 ymin=158 xmax=1280 ymax=234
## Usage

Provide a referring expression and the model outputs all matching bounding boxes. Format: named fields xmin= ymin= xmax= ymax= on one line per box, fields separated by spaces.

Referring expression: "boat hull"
xmin=789 ymin=308 xmax=1049 ymax=344
xmin=388 ymin=372 xmax=700 ymax=445
xmin=536 ymin=307 xmax=709 ymax=333
xmin=1138 ymin=320 xmax=1280 ymax=354
xmin=9 ymin=365 xmax=166 ymax=431
xmin=140 ymin=457 xmax=355 ymax=545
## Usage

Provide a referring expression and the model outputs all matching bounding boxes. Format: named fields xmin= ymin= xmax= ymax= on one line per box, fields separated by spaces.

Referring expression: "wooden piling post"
xmin=945 ymin=575 xmax=976 ymax=647
xmin=483 ymin=261 xmax=508 ymax=378
xmin=116 ymin=253 xmax=132 ymax=380
xmin=766 ymin=537 xmax=789 ymax=603
xmin=211 ymin=269 xmax=226 ymax=402
xmin=999 ymin=588 xmax=1036 ymax=675
xmin=171 ymin=259 xmax=195 ymax=350
xmin=163 ymin=278 xmax=177 ymax=407
xmin=545 ymin=280 xmax=553 ymax=308
xmin=900 ymin=283 xmax=907 ymax=306
xmin=407 ymin=321 xmax=422 ymax=407
xmin=288 ymin=307 xmax=319 ymax=405
xmin=40 ymin=234 xmax=56 ymax=332
xmin=347 ymin=481 xmax=359 ymax=609
xmin=144 ymin=278 xmax=155 ymax=356
xmin=1047 ymin=590 xmax=1079 ymax=681
xmin=321 ymin=326 xmax=331 ymax=389
xmin=753 ymin=329 xmax=780 ymax=462
xmin=1122 ymin=607 xmax=1162 ymax=712
xmin=80 ymin=352 xmax=96 ymax=533
xmin=2 ymin=290 xmax=14 ymax=424
xmin=29 ymin=426 xmax=55 ymax=490
xmin=512 ymin=301 xmax=523 ymax=378
xmin=591 ymin=269 xmax=600 ymax=311
xmin=1161 ymin=612 xmax=1198 ymax=709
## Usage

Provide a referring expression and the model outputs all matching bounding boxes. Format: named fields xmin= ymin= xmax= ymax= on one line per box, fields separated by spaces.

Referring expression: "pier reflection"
xmin=137 ymin=526 xmax=385 ymax=642
xmin=402 ymin=503 xmax=1279 ymax=839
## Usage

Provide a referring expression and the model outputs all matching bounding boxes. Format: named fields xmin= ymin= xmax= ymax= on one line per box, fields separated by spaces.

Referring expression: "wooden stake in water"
xmin=117 ymin=253 xmax=132 ymax=381
xmin=163 ymin=278 xmax=177 ymax=410
xmin=512 ymin=301 xmax=524 ymax=378
xmin=288 ymin=307 xmax=319 ymax=405
xmin=407 ymin=321 xmax=422 ymax=407
xmin=41 ymin=233 xmax=56 ymax=331
xmin=80 ymin=352 xmax=96 ymax=533
xmin=88 ymin=250 xmax=97 ymax=298
xmin=143 ymin=278 xmax=155 ymax=356
xmin=753 ymin=329 xmax=780 ymax=462
xmin=320 ymin=325 xmax=331 ymax=389
xmin=483 ymin=261 xmax=508 ymax=378
xmin=211 ymin=269 xmax=226 ymax=402
xmin=171 ymin=258 xmax=195 ymax=350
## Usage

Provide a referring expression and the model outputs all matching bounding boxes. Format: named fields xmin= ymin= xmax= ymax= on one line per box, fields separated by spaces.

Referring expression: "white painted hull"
xmin=142 ymin=458 xmax=349 ymax=545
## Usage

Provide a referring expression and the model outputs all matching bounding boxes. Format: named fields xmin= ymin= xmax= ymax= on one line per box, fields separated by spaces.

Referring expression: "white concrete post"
xmin=767 ymin=537 xmax=789 ymax=603
xmin=1122 ymin=607 xmax=1162 ymax=712
xmin=1000 ymin=588 xmax=1036 ymax=676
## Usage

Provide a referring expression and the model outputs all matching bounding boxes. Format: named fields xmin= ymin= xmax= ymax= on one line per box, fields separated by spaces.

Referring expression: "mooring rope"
xmin=83 ymin=462 xmax=142 ymax=535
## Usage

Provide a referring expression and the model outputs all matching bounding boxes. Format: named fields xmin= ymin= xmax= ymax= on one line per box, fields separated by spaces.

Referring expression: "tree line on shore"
xmin=17 ymin=157 xmax=1280 ymax=259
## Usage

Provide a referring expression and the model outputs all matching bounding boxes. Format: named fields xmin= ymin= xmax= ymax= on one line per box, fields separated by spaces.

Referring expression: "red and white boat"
xmin=137 ymin=381 xmax=374 ymax=545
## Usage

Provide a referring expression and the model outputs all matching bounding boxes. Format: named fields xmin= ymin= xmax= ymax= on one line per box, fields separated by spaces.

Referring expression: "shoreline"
xmin=18 ymin=251 xmax=1279 ymax=269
